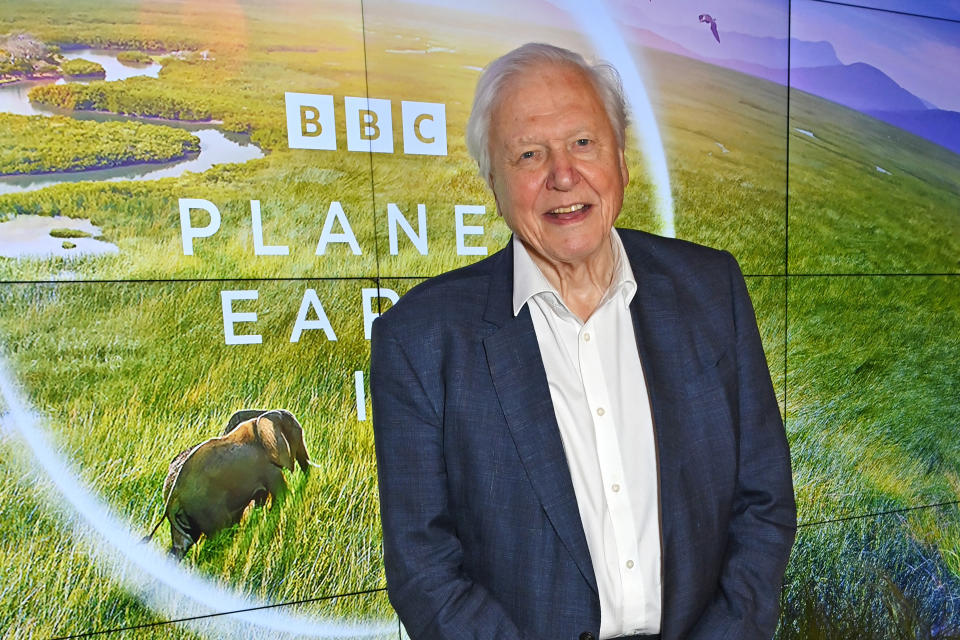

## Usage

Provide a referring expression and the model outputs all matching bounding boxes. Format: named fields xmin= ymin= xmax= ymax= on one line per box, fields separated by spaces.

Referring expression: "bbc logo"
xmin=285 ymin=92 xmax=447 ymax=156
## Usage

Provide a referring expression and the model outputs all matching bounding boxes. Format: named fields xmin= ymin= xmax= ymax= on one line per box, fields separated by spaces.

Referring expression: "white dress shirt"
xmin=512 ymin=232 xmax=662 ymax=638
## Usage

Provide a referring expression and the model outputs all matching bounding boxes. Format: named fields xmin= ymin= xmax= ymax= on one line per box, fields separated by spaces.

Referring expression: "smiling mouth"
xmin=546 ymin=203 xmax=589 ymax=217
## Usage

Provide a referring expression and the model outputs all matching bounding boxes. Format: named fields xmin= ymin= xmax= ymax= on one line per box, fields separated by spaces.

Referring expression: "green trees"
xmin=116 ymin=51 xmax=153 ymax=65
xmin=29 ymin=77 xmax=214 ymax=121
xmin=60 ymin=57 xmax=105 ymax=76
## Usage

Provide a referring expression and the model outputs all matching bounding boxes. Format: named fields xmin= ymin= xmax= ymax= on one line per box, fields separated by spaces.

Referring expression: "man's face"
xmin=488 ymin=62 xmax=628 ymax=271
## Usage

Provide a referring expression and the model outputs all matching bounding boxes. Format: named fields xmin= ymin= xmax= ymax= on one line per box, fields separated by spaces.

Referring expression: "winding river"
xmin=0 ymin=48 xmax=264 ymax=196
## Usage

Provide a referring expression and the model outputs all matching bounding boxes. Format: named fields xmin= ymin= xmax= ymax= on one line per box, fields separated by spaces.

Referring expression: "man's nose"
xmin=545 ymin=149 xmax=580 ymax=190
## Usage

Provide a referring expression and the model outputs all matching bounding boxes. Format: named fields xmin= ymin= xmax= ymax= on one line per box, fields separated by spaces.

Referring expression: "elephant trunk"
xmin=141 ymin=516 xmax=165 ymax=544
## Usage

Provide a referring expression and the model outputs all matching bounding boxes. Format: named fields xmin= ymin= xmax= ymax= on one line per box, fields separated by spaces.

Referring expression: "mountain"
xmin=789 ymin=39 xmax=843 ymax=69
xmin=624 ymin=26 xmax=850 ymax=86
xmin=790 ymin=62 xmax=928 ymax=112
xmin=620 ymin=24 xmax=957 ymax=154
xmin=865 ymin=108 xmax=960 ymax=155
xmin=626 ymin=26 xmax=788 ymax=83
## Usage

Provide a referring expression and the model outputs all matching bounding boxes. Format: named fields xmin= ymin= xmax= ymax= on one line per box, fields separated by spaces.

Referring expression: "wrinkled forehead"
xmin=494 ymin=62 xmax=600 ymax=113
xmin=489 ymin=62 xmax=609 ymax=137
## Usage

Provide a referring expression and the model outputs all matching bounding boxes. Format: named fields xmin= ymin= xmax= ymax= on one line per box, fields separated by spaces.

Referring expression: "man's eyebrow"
xmin=509 ymin=129 xmax=597 ymax=146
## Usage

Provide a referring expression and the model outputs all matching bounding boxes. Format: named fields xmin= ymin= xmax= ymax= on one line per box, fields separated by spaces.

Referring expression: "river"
xmin=0 ymin=48 xmax=264 ymax=196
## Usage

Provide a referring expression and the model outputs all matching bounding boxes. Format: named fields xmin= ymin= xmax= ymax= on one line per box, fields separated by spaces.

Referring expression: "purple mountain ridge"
xmin=620 ymin=25 xmax=958 ymax=156
xmin=790 ymin=62 xmax=928 ymax=112
xmin=789 ymin=39 xmax=843 ymax=69
xmin=625 ymin=27 xmax=849 ymax=85
xmin=626 ymin=27 xmax=790 ymax=84
xmin=865 ymin=109 xmax=960 ymax=156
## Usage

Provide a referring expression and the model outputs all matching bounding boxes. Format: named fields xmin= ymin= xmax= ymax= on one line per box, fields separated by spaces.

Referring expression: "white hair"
xmin=465 ymin=42 xmax=629 ymax=183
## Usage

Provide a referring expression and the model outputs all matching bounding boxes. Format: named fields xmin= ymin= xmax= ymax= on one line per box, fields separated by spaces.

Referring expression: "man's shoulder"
xmin=616 ymin=227 xmax=735 ymax=277
xmin=377 ymin=247 xmax=506 ymax=330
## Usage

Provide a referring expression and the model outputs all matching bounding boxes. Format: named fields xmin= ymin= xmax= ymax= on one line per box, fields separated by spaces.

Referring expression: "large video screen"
xmin=0 ymin=0 xmax=957 ymax=637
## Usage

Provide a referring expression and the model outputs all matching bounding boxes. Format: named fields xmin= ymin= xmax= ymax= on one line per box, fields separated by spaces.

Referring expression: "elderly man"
xmin=371 ymin=43 xmax=796 ymax=640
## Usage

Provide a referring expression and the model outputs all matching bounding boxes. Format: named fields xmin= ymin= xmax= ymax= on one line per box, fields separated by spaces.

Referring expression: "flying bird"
xmin=699 ymin=14 xmax=720 ymax=43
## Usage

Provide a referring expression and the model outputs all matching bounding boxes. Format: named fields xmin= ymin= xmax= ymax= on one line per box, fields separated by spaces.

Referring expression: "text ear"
xmin=256 ymin=412 xmax=294 ymax=471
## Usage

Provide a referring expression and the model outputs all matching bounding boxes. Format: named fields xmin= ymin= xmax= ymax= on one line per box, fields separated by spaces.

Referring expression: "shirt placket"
xmin=577 ymin=315 xmax=646 ymax=628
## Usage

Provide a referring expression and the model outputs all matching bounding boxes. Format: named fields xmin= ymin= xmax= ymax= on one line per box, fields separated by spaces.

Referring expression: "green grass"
xmin=779 ymin=508 xmax=960 ymax=639
xmin=0 ymin=279 xmax=391 ymax=634
xmin=0 ymin=113 xmax=200 ymax=175
xmin=782 ymin=276 xmax=960 ymax=636
xmin=0 ymin=152 xmax=382 ymax=281
xmin=787 ymin=277 xmax=960 ymax=521
xmin=48 ymin=227 xmax=92 ymax=238
xmin=789 ymin=89 xmax=960 ymax=274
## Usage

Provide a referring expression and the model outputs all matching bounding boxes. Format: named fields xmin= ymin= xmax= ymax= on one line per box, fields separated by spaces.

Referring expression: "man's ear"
xmin=619 ymin=148 xmax=629 ymax=187
xmin=489 ymin=175 xmax=503 ymax=217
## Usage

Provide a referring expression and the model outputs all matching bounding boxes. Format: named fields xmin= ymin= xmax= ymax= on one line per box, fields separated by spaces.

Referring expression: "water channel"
xmin=0 ymin=48 xmax=264 ymax=196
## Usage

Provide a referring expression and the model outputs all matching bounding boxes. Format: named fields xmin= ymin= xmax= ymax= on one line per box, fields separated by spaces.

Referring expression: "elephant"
xmin=158 ymin=409 xmax=273 ymax=502
xmin=143 ymin=409 xmax=310 ymax=559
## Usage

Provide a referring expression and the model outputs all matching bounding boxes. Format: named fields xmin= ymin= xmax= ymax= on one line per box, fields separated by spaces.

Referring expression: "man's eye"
xmin=575 ymin=138 xmax=591 ymax=146
xmin=520 ymin=150 xmax=536 ymax=160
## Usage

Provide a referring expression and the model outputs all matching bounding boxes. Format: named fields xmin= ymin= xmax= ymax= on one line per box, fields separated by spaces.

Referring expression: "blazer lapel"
xmin=481 ymin=242 xmax=599 ymax=596
xmin=625 ymin=240 xmax=701 ymax=635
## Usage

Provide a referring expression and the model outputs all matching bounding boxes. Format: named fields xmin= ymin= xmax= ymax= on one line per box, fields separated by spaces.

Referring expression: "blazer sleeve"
xmin=370 ymin=316 xmax=535 ymax=640
xmin=686 ymin=252 xmax=797 ymax=640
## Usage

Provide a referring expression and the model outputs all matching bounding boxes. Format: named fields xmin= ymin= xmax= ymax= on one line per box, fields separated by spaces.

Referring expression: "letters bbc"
xmin=285 ymin=92 xmax=446 ymax=156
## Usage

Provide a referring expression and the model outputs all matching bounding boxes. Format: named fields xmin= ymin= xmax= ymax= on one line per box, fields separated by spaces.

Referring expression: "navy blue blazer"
xmin=371 ymin=228 xmax=796 ymax=640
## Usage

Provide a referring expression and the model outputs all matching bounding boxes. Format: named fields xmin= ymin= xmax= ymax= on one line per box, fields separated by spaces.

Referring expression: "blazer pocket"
xmin=684 ymin=346 xmax=731 ymax=396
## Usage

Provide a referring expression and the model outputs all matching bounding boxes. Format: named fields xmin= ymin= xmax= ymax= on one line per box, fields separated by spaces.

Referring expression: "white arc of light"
xmin=547 ymin=0 xmax=676 ymax=237
xmin=0 ymin=355 xmax=394 ymax=639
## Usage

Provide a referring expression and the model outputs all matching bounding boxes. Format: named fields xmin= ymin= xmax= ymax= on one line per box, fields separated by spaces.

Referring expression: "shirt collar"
xmin=512 ymin=230 xmax=637 ymax=317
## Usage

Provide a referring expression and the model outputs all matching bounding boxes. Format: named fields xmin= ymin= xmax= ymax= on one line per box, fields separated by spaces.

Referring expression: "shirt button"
xmin=611 ymin=483 xmax=620 ymax=493
xmin=626 ymin=560 xmax=635 ymax=569
xmin=583 ymin=332 xmax=591 ymax=342
xmin=596 ymin=407 xmax=605 ymax=416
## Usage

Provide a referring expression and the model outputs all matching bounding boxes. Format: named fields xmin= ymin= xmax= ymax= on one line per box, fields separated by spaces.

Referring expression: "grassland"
xmin=0 ymin=0 xmax=958 ymax=637
xmin=0 ymin=113 xmax=200 ymax=175
xmin=782 ymin=275 xmax=960 ymax=635
xmin=789 ymin=90 xmax=960 ymax=274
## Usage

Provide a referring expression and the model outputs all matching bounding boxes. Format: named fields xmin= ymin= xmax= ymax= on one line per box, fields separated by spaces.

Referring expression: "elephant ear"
xmin=224 ymin=408 xmax=267 ymax=436
xmin=256 ymin=412 xmax=294 ymax=471
xmin=277 ymin=410 xmax=311 ymax=473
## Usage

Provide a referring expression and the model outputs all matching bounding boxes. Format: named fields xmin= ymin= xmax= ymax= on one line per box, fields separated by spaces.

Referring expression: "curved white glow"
xmin=0 ymin=356 xmax=393 ymax=639
xmin=548 ymin=0 xmax=676 ymax=237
